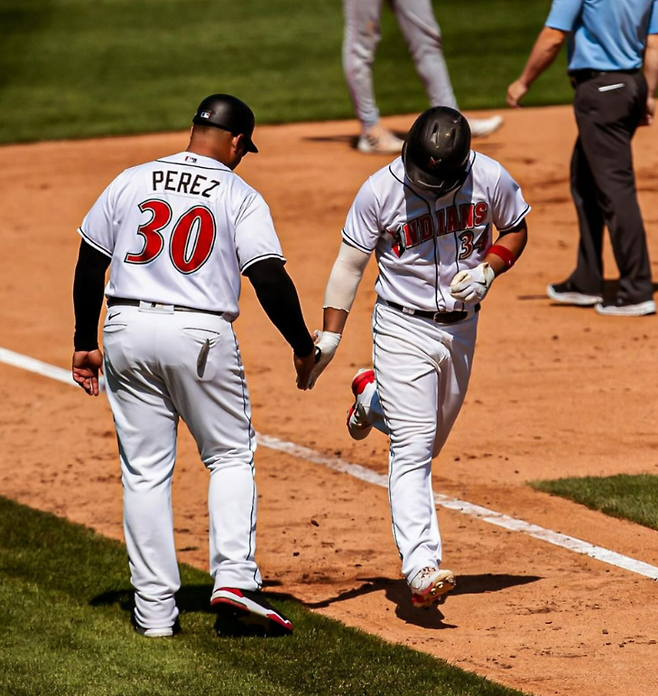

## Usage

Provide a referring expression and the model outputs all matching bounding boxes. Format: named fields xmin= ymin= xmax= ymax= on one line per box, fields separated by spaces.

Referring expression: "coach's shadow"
xmin=90 ymin=582 xmax=293 ymax=637
xmin=91 ymin=584 xmax=214 ymax=615
xmin=91 ymin=579 xmax=290 ymax=614
xmin=304 ymin=573 xmax=541 ymax=630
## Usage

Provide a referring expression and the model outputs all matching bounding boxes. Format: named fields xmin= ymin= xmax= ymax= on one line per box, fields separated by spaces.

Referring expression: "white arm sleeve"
xmin=323 ymin=241 xmax=371 ymax=312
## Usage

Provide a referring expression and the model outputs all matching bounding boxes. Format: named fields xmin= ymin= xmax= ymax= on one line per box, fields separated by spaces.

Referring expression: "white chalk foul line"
xmin=258 ymin=435 xmax=658 ymax=580
xmin=2 ymin=346 xmax=658 ymax=581
xmin=0 ymin=347 xmax=78 ymax=386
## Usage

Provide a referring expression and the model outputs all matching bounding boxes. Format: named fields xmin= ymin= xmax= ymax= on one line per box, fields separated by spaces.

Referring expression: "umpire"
xmin=508 ymin=0 xmax=658 ymax=316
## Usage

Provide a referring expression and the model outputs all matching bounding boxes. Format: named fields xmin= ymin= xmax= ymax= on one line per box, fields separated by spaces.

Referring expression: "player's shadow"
xmin=89 ymin=575 xmax=540 ymax=632
xmin=303 ymin=573 xmax=541 ymax=630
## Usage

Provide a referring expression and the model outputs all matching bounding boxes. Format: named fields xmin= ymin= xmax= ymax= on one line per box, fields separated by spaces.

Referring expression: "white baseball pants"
xmin=343 ymin=0 xmax=458 ymax=130
xmin=370 ymin=301 xmax=477 ymax=582
xmin=103 ymin=303 xmax=261 ymax=631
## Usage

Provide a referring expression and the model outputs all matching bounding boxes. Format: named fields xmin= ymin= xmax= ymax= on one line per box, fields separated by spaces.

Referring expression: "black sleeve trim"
xmin=497 ymin=205 xmax=531 ymax=233
xmin=240 ymin=252 xmax=286 ymax=274
xmin=341 ymin=229 xmax=373 ymax=254
xmin=73 ymin=240 xmax=111 ymax=351
xmin=245 ymin=258 xmax=314 ymax=357
xmin=77 ymin=227 xmax=113 ymax=258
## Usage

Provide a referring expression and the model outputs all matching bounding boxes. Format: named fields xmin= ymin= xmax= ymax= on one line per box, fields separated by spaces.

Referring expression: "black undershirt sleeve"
xmin=244 ymin=258 xmax=314 ymax=357
xmin=73 ymin=239 xmax=111 ymax=351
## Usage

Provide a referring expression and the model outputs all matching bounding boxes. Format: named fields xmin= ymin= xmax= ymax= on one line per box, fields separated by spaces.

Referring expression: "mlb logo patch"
xmin=200 ymin=111 xmax=211 ymax=119
xmin=185 ymin=155 xmax=197 ymax=163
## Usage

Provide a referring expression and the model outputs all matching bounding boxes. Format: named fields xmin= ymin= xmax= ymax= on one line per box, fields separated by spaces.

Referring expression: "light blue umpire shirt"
xmin=545 ymin=0 xmax=658 ymax=71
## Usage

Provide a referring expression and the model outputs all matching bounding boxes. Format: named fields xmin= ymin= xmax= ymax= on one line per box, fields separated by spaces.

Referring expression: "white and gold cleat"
xmin=409 ymin=567 xmax=456 ymax=608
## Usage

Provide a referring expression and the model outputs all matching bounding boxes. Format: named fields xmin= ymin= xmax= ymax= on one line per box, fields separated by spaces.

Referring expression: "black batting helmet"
xmin=403 ymin=106 xmax=471 ymax=195
xmin=192 ymin=94 xmax=258 ymax=153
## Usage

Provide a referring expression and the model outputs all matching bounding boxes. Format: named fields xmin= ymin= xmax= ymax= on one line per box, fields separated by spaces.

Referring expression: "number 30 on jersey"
xmin=125 ymin=199 xmax=217 ymax=274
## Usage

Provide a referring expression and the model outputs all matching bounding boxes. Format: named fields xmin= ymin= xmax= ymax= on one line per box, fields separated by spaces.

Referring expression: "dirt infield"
xmin=1 ymin=106 xmax=658 ymax=696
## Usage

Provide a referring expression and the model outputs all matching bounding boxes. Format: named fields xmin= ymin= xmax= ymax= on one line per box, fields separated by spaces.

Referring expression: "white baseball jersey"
xmin=342 ymin=152 xmax=530 ymax=312
xmin=78 ymin=151 xmax=284 ymax=320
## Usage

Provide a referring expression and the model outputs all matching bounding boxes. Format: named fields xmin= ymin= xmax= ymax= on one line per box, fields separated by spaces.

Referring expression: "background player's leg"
xmin=391 ymin=0 xmax=501 ymax=137
xmin=163 ymin=313 xmax=261 ymax=592
xmin=343 ymin=0 xmax=403 ymax=153
xmin=103 ymin=310 xmax=181 ymax=633
xmin=372 ymin=305 xmax=444 ymax=582
xmin=391 ymin=0 xmax=458 ymax=110
xmin=343 ymin=0 xmax=385 ymax=130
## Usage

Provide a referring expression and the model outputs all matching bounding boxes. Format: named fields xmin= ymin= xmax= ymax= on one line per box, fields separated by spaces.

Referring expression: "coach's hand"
xmin=294 ymin=349 xmax=317 ymax=391
xmin=72 ymin=349 xmax=103 ymax=396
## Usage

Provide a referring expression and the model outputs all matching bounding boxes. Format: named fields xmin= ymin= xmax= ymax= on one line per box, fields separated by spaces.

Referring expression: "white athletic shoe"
xmin=409 ymin=567 xmax=456 ymax=608
xmin=594 ymin=299 xmax=656 ymax=317
xmin=132 ymin=616 xmax=179 ymax=638
xmin=346 ymin=368 xmax=376 ymax=440
xmin=468 ymin=115 xmax=503 ymax=138
xmin=357 ymin=124 xmax=404 ymax=155
xmin=547 ymin=281 xmax=603 ymax=306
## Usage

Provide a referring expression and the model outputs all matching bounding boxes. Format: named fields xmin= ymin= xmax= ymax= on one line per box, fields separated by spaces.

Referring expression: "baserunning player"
xmin=72 ymin=94 xmax=316 ymax=637
xmin=306 ymin=107 xmax=530 ymax=608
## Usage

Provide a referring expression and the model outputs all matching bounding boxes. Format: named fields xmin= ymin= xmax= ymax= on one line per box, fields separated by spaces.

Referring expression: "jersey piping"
xmin=341 ymin=229 xmax=372 ymax=254
xmin=498 ymin=204 xmax=531 ymax=232
xmin=78 ymin=227 xmax=112 ymax=258
xmin=388 ymin=165 xmax=449 ymax=312
xmin=240 ymin=252 xmax=286 ymax=274
xmin=155 ymin=158 xmax=232 ymax=173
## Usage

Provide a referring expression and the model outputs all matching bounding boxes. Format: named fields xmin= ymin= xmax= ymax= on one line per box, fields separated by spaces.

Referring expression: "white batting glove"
xmin=449 ymin=262 xmax=496 ymax=304
xmin=306 ymin=330 xmax=341 ymax=389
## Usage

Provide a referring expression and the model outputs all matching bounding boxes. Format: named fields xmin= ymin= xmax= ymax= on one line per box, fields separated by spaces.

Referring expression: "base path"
xmin=1 ymin=106 xmax=658 ymax=696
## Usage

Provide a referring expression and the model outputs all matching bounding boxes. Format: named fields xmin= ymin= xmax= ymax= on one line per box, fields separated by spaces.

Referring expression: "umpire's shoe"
xmin=595 ymin=298 xmax=656 ymax=317
xmin=547 ymin=280 xmax=602 ymax=306
xmin=211 ymin=588 xmax=293 ymax=637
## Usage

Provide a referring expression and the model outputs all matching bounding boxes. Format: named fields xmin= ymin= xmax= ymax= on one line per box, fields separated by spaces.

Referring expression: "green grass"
xmin=0 ymin=0 xmax=569 ymax=144
xmin=530 ymin=474 xmax=658 ymax=531
xmin=0 ymin=495 xmax=527 ymax=696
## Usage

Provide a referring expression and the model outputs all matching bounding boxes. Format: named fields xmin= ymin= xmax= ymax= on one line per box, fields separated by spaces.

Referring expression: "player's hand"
xmin=641 ymin=95 xmax=655 ymax=126
xmin=449 ymin=262 xmax=495 ymax=304
xmin=294 ymin=349 xmax=317 ymax=391
xmin=506 ymin=79 xmax=528 ymax=108
xmin=303 ymin=330 xmax=342 ymax=390
xmin=72 ymin=349 xmax=103 ymax=396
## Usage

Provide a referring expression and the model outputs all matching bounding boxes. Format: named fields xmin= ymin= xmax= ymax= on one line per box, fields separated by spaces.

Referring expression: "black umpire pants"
xmin=568 ymin=70 xmax=653 ymax=304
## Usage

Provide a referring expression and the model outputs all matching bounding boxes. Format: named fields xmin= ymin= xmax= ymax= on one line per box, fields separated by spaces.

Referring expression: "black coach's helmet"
xmin=192 ymin=94 xmax=259 ymax=153
xmin=403 ymin=106 xmax=471 ymax=195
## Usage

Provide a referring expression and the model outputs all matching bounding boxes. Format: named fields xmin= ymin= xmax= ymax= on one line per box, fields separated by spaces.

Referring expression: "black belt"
xmin=107 ymin=298 xmax=224 ymax=317
xmin=568 ymin=68 xmax=639 ymax=88
xmin=385 ymin=300 xmax=479 ymax=324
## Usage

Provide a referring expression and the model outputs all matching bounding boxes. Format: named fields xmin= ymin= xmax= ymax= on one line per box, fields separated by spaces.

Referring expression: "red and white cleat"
xmin=346 ymin=368 xmax=376 ymax=440
xmin=211 ymin=587 xmax=293 ymax=636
